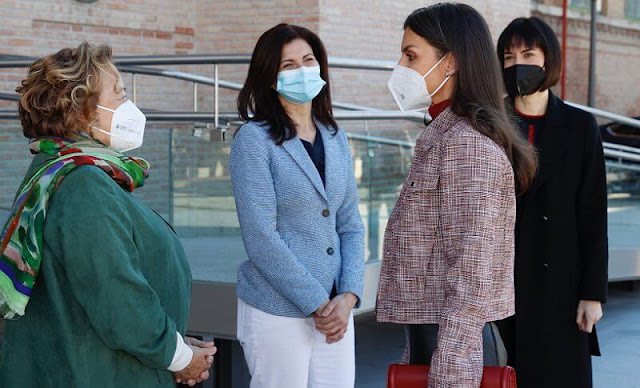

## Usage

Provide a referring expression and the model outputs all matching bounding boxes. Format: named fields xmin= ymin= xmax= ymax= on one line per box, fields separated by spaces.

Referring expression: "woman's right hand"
xmin=577 ymin=300 xmax=603 ymax=333
xmin=174 ymin=343 xmax=217 ymax=386
xmin=313 ymin=293 xmax=357 ymax=344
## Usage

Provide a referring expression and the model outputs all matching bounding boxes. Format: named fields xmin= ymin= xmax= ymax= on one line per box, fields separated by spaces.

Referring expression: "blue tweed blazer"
xmin=229 ymin=119 xmax=365 ymax=318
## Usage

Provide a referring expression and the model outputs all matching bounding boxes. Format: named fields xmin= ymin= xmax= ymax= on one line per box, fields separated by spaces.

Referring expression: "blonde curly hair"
xmin=16 ymin=42 xmax=118 ymax=138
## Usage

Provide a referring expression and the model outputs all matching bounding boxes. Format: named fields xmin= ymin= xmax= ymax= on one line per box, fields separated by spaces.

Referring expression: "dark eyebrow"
xmin=281 ymin=53 xmax=315 ymax=63
xmin=402 ymin=44 xmax=416 ymax=53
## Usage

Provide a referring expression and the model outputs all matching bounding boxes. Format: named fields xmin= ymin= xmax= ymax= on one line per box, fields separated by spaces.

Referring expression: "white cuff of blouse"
xmin=167 ymin=332 xmax=194 ymax=372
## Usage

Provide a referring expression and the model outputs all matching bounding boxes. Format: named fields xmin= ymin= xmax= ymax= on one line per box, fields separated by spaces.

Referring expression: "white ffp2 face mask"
xmin=387 ymin=55 xmax=452 ymax=112
xmin=93 ymin=100 xmax=146 ymax=152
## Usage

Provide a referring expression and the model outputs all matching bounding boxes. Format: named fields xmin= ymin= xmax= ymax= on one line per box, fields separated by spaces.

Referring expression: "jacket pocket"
xmin=397 ymin=275 xmax=427 ymax=303
xmin=406 ymin=172 xmax=439 ymax=192
xmin=401 ymin=168 xmax=440 ymax=230
xmin=392 ymin=168 xmax=440 ymax=302
xmin=405 ymin=153 xmax=440 ymax=194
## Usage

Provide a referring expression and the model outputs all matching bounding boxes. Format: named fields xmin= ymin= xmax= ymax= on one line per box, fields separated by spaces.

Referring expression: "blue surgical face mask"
xmin=275 ymin=65 xmax=326 ymax=105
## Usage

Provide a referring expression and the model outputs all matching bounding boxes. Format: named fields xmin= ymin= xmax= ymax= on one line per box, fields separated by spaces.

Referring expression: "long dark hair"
xmin=405 ymin=4 xmax=537 ymax=194
xmin=237 ymin=23 xmax=337 ymax=145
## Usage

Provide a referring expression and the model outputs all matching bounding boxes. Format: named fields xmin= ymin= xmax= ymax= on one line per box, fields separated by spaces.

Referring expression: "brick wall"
xmin=318 ymin=0 xmax=532 ymax=112
xmin=0 ymin=122 xmax=31 ymax=211
xmin=1 ymin=0 xmax=636 ymax=121
xmin=193 ymin=0 xmax=321 ymax=118
xmin=0 ymin=0 xmax=198 ymax=111
xmin=0 ymin=0 xmax=637 ymax=120
xmin=534 ymin=4 xmax=640 ymax=117
xmin=0 ymin=0 xmax=201 ymax=213
xmin=0 ymin=0 xmax=639 ymax=216
xmin=191 ymin=0 xmax=532 ymax=115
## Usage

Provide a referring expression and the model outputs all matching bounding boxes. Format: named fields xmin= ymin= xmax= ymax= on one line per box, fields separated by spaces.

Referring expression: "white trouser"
xmin=237 ymin=299 xmax=355 ymax=388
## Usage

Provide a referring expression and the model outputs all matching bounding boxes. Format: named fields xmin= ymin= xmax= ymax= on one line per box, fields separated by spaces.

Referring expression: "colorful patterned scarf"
xmin=0 ymin=137 xmax=150 ymax=319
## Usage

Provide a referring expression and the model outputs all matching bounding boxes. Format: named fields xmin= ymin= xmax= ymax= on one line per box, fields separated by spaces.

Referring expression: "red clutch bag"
xmin=387 ymin=364 xmax=517 ymax=388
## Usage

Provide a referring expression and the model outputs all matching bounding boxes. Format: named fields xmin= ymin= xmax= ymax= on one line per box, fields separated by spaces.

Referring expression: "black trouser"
xmin=405 ymin=322 xmax=508 ymax=366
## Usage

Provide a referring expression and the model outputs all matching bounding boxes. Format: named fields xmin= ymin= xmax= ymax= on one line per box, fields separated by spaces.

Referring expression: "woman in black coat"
xmin=496 ymin=17 xmax=609 ymax=388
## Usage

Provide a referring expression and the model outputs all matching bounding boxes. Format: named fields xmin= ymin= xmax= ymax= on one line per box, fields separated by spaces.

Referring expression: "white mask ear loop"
xmin=421 ymin=54 xmax=449 ymax=80
xmin=92 ymin=126 xmax=120 ymax=138
xmin=422 ymin=57 xmax=451 ymax=126
xmin=422 ymin=54 xmax=453 ymax=98
xmin=96 ymin=104 xmax=116 ymax=113
xmin=429 ymin=73 xmax=453 ymax=98
xmin=89 ymin=104 xmax=116 ymax=138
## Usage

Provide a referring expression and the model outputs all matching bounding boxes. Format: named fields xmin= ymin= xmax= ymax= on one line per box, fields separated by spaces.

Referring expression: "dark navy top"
xmin=301 ymin=132 xmax=337 ymax=297
xmin=300 ymin=132 xmax=326 ymax=187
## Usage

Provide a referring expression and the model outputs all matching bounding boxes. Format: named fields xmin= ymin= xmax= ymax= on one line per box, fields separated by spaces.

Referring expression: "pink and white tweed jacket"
xmin=376 ymin=108 xmax=516 ymax=387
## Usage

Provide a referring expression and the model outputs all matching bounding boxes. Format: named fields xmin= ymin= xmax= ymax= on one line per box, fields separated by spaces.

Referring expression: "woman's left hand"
xmin=576 ymin=300 xmax=603 ymax=333
xmin=313 ymin=293 xmax=357 ymax=344
xmin=174 ymin=337 xmax=216 ymax=386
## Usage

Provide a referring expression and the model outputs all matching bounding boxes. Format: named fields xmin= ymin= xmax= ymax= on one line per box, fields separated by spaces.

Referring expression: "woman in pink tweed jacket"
xmin=376 ymin=4 xmax=538 ymax=387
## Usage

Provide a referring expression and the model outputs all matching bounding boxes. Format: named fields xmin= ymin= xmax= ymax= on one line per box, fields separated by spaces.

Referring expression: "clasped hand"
xmin=313 ymin=293 xmax=357 ymax=344
xmin=174 ymin=337 xmax=217 ymax=386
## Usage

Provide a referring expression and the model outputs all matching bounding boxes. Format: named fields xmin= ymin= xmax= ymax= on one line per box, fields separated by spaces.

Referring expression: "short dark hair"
xmin=405 ymin=4 xmax=537 ymax=195
xmin=237 ymin=23 xmax=337 ymax=145
xmin=497 ymin=17 xmax=562 ymax=91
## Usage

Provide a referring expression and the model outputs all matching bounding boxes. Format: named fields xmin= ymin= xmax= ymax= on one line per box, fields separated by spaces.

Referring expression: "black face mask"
xmin=503 ymin=64 xmax=546 ymax=97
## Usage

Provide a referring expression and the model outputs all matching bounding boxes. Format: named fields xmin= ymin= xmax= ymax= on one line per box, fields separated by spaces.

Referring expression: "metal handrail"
xmin=0 ymin=54 xmax=640 ymax=133
xmin=565 ymin=101 xmax=640 ymax=129
xmin=0 ymin=54 xmax=395 ymax=70
xmin=604 ymin=149 xmax=640 ymax=163
xmin=0 ymin=66 xmax=375 ymax=112
xmin=0 ymin=92 xmax=18 ymax=101
xmin=603 ymin=142 xmax=640 ymax=155
xmin=2 ymin=102 xmax=631 ymax=159
xmin=0 ymin=109 xmax=424 ymax=123
xmin=122 ymin=66 xmax=243 ymax=91
xmin=0 ymin=54 xmax=250 ymax=68
xmin=348 ymin=132 xmax=415 ymax=148
xmin=0 ymin=54 xmax=388 ymax=124
xmin=1 ymin=108 xmax=639 ymax=169
xmin=135 ymin=110 xmax=425 ymax=123
xmin=606 ymin=161 xmax=640 ymax=173
xmin=120 ymin=66 xmax=376 ymax=112
xmin=1 ymin=54 xmax=638 ymax=127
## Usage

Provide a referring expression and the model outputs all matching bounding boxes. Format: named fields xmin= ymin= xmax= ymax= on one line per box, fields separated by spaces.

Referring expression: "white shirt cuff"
xmin=167 ymin=332 xmax=193 ymax=372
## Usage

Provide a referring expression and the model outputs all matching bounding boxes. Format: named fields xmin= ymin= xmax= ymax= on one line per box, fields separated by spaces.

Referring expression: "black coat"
xmin=497 ymin=92 xmax=609 ymax=388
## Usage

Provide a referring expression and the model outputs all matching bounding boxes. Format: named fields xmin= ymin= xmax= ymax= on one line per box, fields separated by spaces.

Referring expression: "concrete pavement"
xmin=353 ymin=284 xmax=640 ymax=387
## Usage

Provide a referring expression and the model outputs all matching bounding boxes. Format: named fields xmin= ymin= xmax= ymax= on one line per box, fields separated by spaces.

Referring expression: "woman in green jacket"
xmin=0 ymin=42 xmax=215 ymax=387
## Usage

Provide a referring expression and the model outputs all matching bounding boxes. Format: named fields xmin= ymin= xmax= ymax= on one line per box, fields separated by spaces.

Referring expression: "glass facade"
xmin=626 ymin=0 xmax=640 ymax=19
xmin=1 ymin=118 xmax=639 ymax=284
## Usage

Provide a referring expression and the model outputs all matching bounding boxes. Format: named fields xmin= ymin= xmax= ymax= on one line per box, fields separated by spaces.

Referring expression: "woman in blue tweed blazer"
xmin=229 ymin=23 xmax=365 ymax=388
